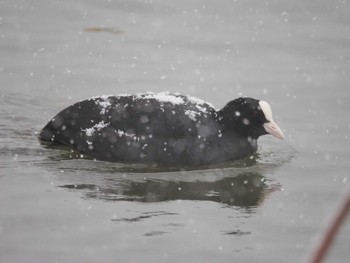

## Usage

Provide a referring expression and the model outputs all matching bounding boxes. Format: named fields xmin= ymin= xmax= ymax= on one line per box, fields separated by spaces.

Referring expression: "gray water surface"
xmin=1 ymin=0 xmax=350 ymax=262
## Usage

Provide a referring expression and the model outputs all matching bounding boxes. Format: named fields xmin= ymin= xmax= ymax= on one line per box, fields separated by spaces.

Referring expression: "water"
xmin=1 ymin=0 xmax=350 ymax=262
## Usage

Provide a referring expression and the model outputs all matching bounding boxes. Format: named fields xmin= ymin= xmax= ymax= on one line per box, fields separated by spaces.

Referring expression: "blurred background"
xmin=0 ymin=0 xmax=349 ymax=262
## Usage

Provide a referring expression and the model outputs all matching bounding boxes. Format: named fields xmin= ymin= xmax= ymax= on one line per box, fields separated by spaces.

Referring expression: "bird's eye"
xmin=252 ymin=110 xmax=258 ymax=117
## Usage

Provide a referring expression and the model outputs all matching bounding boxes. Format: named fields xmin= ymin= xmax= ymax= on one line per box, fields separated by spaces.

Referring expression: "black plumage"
xmin=40 ymin=93 xmax=283 ymax=166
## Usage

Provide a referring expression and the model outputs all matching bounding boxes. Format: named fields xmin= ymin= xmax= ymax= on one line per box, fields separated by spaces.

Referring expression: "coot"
xmin=40 ymin=92 xmax=284 ymax=166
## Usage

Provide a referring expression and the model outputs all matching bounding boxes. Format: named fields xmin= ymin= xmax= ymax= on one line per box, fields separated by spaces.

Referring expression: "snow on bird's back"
xmin=139 ymin=92 xmax=185 ymax=105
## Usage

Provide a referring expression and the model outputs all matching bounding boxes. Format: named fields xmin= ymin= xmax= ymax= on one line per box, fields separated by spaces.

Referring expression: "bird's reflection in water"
xmin=43 ymin=142 xmax=288 ymax=209
xmin=59 ymin=170 xmax=278 ymax=207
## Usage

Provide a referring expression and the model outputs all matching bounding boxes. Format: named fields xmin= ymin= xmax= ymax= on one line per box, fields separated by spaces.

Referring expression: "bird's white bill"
xmin=263 ymin=120 xmax=284 ymax=140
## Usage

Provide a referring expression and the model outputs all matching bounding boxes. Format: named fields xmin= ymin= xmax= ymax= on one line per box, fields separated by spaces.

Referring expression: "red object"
xmin=309 ymin=188 xmax=350 ymax=263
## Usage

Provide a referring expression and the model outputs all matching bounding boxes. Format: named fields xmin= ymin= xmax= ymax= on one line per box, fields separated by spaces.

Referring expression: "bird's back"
xmin=40 ymin=93 xmax=222 ymax=165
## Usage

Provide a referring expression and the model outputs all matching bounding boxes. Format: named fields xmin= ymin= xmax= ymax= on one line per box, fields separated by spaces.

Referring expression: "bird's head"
xmin=219 ymin=97 xmax=284 ymax=140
